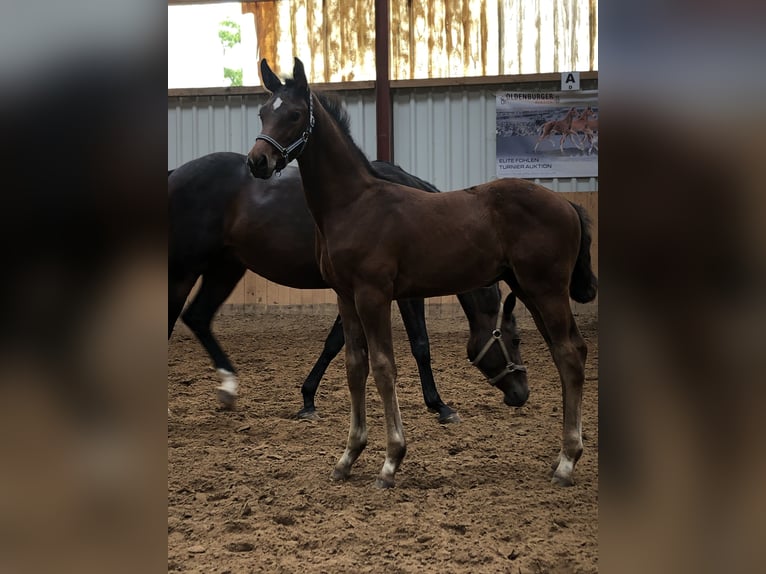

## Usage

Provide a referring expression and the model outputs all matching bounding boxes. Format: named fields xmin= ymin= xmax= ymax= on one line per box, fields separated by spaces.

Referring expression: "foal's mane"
xmin=283 ymin=79 xmax=377 ymax=178
xmin=284 ymin=81 xmax=442 ymax=195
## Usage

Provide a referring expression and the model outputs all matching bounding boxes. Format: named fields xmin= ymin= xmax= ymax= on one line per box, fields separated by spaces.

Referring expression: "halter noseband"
xmin=254 ymin=91 xmax=315 ymax=173
xmin=469 ymin=300 xmax=527 ymax=386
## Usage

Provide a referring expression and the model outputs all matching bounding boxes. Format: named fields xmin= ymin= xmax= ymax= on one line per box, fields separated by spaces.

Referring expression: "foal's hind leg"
xmin=525 ymin=294 xmax=588 ymax=486
xmin=181 ymin=257 xmax=245 ymax=409
xmin=396 ymin=298 xmax=460 ymax=424
xmin=331 ymin=296 xmax=370 ymax=482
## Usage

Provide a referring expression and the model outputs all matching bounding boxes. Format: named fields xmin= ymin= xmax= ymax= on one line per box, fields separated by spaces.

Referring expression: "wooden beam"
xmin=168 ymin=1 xmax=275 ymax=5
xmin=374 ymin=0 xmax=392 ymax=162
xmin=167 ymin=74 xmax=599 ymax=99
xmin=168 ymin=81 xmax=376 ymax=99
xmin=390 ymin=71 xmax=598 ymax=89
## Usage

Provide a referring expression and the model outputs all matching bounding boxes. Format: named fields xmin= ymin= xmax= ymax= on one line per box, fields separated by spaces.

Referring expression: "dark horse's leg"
xmin=169 ymin=267 xmax=198 ymax=340
xmin=297 ymin=300 xmax=459 ymax=423
xmin=297 ymin=315 xmax=344 ymax=420
xmin=179 ymin=256 xmax=246 ymax=409
xmin=396 ymin=298 xmax=460 ymax=423
xmin=169 ymin=263 xmax=199 ymax=415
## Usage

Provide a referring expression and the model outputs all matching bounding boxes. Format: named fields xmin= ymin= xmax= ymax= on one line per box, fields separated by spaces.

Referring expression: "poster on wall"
xmin=496 ymin=91 xmax=598 ymax=179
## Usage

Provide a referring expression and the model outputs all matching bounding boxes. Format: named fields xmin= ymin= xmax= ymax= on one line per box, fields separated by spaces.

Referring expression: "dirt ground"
xmin=168 ymin=308 xmax=598 ymax=573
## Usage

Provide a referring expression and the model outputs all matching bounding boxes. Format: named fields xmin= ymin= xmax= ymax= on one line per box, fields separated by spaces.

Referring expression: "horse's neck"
xmin=297 ymin=98 xmax=375 ymax=230
xmin=458 ymin=288 xmax=501 ymax=332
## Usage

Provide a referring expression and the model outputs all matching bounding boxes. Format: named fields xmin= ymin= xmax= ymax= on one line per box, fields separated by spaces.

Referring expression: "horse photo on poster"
xmin=496 ymin=91 xmax=599 ymax=179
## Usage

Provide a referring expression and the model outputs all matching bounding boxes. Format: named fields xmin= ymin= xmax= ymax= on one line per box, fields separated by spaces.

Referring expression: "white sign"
xmin=561 ymin=72 xmax=580 ymax=91
xmin=496 ymin=90 xmax=598 ymax=180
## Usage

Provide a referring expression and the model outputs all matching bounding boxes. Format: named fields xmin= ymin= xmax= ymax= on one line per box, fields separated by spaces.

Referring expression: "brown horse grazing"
xmin=248 ymin=58 xmax=597 ymax=488
xmin=169 ymin=152 xmax=524 ymax=423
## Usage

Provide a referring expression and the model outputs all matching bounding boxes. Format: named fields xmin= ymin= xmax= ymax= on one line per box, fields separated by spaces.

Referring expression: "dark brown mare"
xmin=247 ymin=58 xmax=597 ymax=488
xmin=169 ymin=152 xmax=525 ymax=423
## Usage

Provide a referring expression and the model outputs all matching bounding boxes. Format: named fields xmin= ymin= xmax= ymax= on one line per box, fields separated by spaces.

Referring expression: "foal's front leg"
xmin=356 ymin=292 xmax=407 ymax=488
xmin=331 ymin=296 xmax=369 ymax=482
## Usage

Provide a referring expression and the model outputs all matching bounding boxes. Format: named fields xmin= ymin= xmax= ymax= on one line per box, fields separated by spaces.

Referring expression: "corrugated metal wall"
xmin=168 ymin=86 xmax=597 ymax=316
xmin=168 ymin=91 xmax=377 ymax=169
xmin=392 ymin=86 xmax=598 ymax=192
xmin=168 ymin=94 xmax=268 ymax=168
xmin=167 ymin=87 xmax=597 ymax=193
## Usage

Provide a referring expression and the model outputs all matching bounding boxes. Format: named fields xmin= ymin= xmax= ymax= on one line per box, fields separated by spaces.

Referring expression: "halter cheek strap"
xmin=255 ymin=91 xmax=315 ymax=172
xmin=469 ymin=300 xmax=527 ymax=386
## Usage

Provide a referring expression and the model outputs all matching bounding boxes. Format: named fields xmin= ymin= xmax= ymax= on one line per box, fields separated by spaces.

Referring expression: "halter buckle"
xmin=469 ymin=298 xmax=527 ymax=386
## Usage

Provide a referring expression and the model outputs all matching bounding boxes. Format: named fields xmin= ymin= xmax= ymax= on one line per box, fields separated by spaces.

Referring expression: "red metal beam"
xmin=374 ymin=0 xmax=392 ymax=161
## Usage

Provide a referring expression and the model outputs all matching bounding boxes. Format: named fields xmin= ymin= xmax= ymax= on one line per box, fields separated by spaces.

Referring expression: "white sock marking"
xmin=216 ymin=368 xmax=238 ymax=395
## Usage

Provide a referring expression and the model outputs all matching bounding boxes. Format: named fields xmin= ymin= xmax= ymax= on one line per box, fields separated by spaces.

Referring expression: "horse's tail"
xmin=568 ymin=201 xmax=598 ymax=303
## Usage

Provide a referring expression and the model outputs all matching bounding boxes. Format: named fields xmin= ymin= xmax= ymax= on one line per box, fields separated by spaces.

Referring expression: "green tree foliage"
xmin=218 ymin=18 xmax=243 ymax=87
xmin=224 ymin=68 xmax=243 ymax=87
xmin=218 ymin=19 xmax=241 ymax=50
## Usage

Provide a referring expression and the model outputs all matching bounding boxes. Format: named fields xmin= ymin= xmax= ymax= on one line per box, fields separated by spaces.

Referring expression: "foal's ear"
xmin=502 ymin=292 xmax=517 ymax=319
xmin=292 ymin=57 xmax=308 ymax=94
xmin=260 ymin=59 xmax=282 ymax=93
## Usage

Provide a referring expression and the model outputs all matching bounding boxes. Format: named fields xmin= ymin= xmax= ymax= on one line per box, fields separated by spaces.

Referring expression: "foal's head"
xmin=467 ymin=292 xmax=529 ymax=407
xmin=247 ymin=58 xmax=313 ymax=179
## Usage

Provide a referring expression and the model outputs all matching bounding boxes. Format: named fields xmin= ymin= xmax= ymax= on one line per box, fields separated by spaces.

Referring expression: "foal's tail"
xmin=568 ymin=202 xmax=598 ymax=303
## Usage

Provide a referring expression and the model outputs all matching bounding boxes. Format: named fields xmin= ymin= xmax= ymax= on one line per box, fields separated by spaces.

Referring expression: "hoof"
xmin=296 ymin=407 xmax=320 ymax=421
xmin=551 ymin=474 xmax=575 ymax=487
xmin=216 ymin=387 xmax=237 ymax=410
xmin=331 ymin=467 xmax=350 ymax=482
xmin=438 ymin=411 xmax=461 ymax=424
xmin=375 ymin=476 xmax=396 ymax=489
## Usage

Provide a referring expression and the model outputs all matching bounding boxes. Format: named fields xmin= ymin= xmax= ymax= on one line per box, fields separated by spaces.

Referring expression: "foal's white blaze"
xmin=272 ymin=97 xmax=283 ymax=111
xmin=216 ymin=368 xmax=238 ymax=395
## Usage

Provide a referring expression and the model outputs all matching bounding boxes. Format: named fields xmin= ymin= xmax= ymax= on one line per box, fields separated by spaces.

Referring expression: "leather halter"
xmin=469 ymin=301 xmax=527 ymax=386
xmin=255 ymin=91 xmax=315 ymax=173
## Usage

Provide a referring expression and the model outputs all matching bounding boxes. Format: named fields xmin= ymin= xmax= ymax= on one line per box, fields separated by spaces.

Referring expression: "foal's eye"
xmin=289 ymin=111 xmax=301 ymax=122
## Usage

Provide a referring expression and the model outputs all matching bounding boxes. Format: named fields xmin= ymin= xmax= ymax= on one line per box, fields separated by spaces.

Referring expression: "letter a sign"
xmin=561 ymin=72 xmax=580 ymax=91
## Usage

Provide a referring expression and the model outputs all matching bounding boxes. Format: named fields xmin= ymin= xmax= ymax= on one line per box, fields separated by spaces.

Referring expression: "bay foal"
xmin=248 ymin=58 xmax=597 ymax=488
